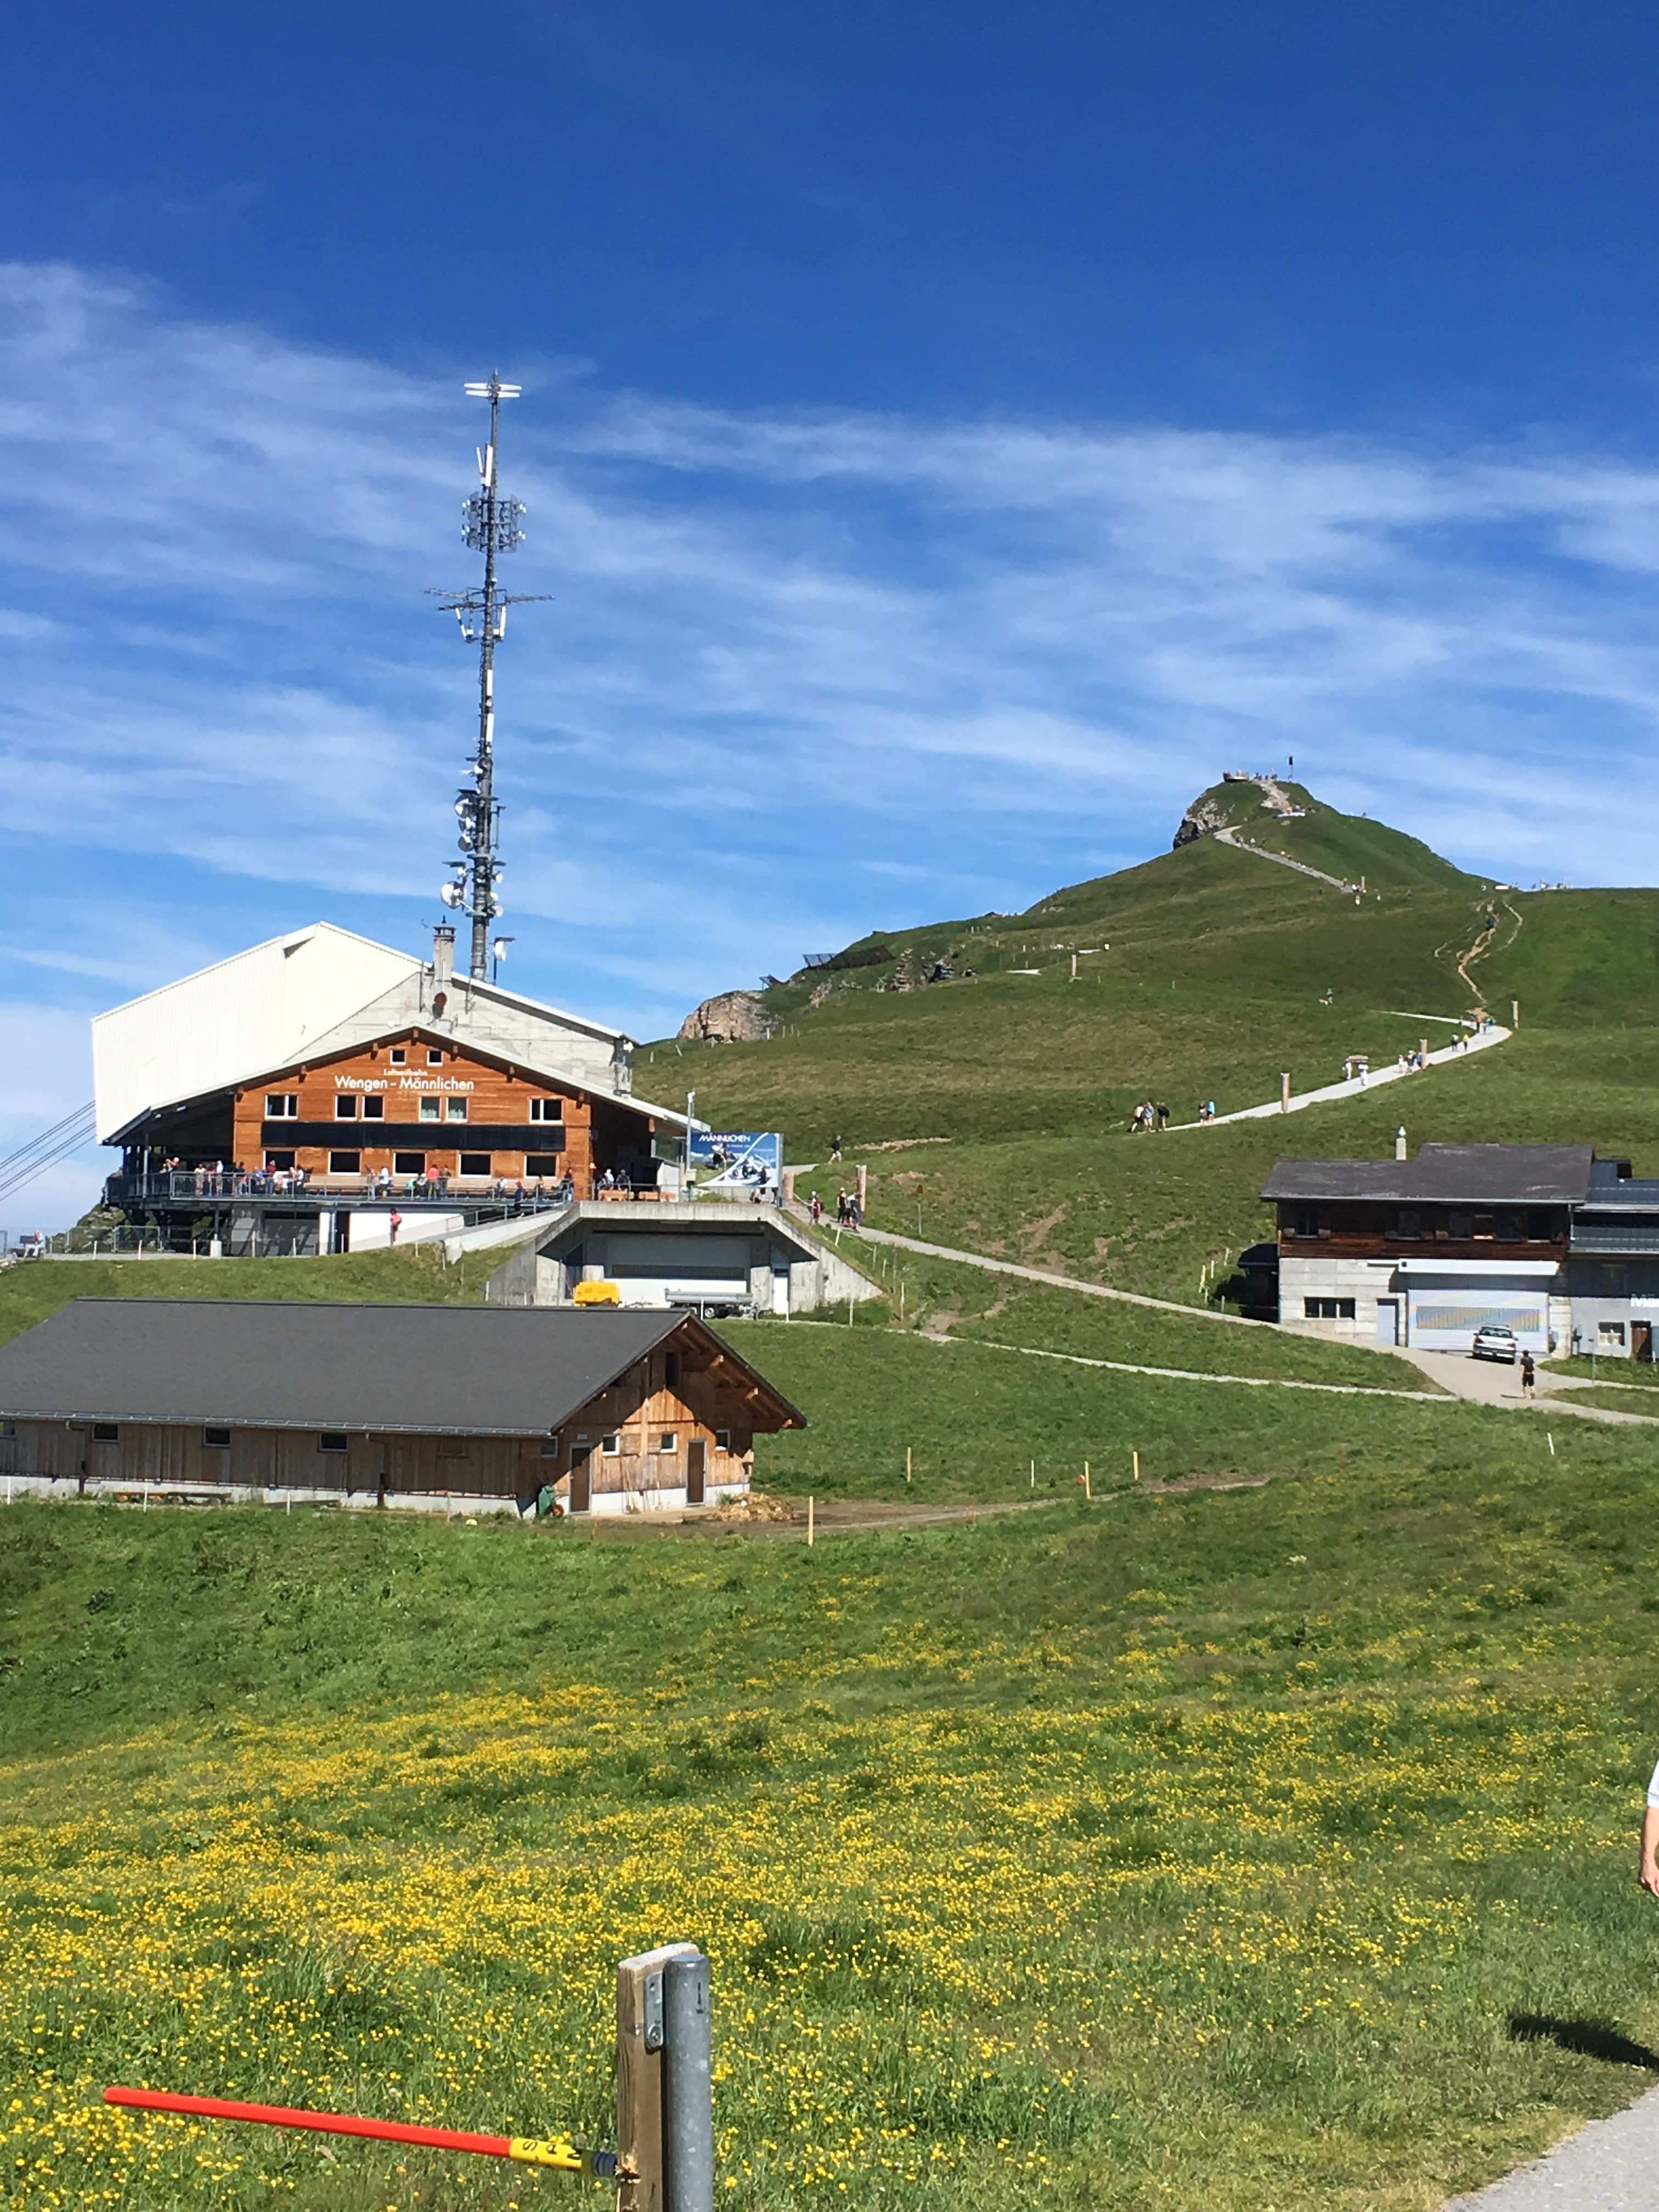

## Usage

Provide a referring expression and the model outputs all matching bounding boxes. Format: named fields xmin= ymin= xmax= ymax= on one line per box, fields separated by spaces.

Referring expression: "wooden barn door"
xmin=686 ymin=1438 xmax=706 ymax=1505
xmin=568 ymin=1443 xmax=592 ymax=1514
xmin=1635 ymin=1319 xmax=1654 ymax=1364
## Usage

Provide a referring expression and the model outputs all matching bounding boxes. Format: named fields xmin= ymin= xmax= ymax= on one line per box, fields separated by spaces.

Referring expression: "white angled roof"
xmin=93 ymin=923 xmax=422 ymax=1143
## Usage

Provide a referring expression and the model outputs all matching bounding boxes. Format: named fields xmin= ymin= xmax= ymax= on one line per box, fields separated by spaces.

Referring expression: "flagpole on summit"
xmin=428 ymin=375 xmax=550 ymax=980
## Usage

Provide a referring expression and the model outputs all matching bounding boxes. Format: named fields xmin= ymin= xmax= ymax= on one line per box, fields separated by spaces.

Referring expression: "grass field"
xmin=4 ymin=1376 xmax=1659 ymax=2212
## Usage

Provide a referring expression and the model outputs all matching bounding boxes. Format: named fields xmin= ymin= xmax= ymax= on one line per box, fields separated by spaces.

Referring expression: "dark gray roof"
xmin=1261 ymin=1143 xmax=1595 ymax=1206
xmin=0 ymin=1300 xmax=804 ymax=1435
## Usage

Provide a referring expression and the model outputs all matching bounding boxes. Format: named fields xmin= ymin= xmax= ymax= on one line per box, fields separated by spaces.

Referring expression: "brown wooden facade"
xmin=0 ymin=1332 xmax=763 ymax=1511
xmin=1275 ymin=1200 xmax=1571 ymax=1264
xmin=227 ymin=1028 xmax=659 ymax=1198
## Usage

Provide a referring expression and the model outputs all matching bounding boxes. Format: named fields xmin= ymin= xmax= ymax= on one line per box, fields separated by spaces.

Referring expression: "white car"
xmin=1471 ymin=1324 xmax=1519 ymax=1363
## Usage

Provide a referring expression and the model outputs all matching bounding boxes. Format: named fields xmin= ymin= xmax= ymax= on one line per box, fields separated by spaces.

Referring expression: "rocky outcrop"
xmin=678 ymin=991 xmax=774 ymax=1043
xmin=1172 ymin=794 xmax=1227 ymax=849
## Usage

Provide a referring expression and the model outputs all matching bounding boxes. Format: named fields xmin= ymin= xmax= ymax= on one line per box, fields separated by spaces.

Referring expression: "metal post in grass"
xmin=663 ymin=1951 xmax=714 ymax=2212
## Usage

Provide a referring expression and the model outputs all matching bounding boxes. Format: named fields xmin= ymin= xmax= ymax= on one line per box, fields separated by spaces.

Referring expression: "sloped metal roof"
xmin=0 ymin=1300 xmax=804 ymax=1436
xmin=1261 ymin=1143 xmax=1595 ymax=1205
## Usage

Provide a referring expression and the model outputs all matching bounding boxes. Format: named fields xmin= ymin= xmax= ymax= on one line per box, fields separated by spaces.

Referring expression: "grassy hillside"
xmin=651 ymin=786 xmax=1659 ymax=1304
xmin=4 ymin=1373 xmax=1659 ymax=2211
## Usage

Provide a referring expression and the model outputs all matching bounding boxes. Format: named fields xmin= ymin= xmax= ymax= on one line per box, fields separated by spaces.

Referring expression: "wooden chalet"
xmin=0 ymin=1300 xmax=805 ymax=1516
xmin=96 ymin=922 xmax=697 ymax=1255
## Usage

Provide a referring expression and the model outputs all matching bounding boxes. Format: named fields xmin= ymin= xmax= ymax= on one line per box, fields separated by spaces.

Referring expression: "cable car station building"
xmin=97 ymin=922 xmax=695 ymax=1256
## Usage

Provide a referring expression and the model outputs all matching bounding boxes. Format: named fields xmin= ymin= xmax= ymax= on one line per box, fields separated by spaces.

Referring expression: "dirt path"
xmin=1212 ymin=823 xmax=1359 ymax=893
xmin=858 ymin=1223 xmax=1262 ymax=1326
xmin=591 ymin=1496 xmax=1059 ymax=1541
xmin=1443 ymin=2079 xmax=1659 ymax=2210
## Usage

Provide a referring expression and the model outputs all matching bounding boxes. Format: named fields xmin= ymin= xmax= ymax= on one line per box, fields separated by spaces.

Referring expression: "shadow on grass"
xmin=1509 ymin=2014 xmax=1659 ymax=2070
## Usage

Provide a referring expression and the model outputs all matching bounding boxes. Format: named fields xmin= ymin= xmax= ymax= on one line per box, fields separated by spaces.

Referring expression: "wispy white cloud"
xmin=2 ymin=261 xmax=1658 ymax=1221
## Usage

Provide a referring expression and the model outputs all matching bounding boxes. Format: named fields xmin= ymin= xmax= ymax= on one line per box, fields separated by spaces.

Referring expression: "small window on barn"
xmin=436 ymin=1439 xmax=470 ymax=1460
xmin=202 ymin=1427 xmax=231 ymax=1450
xmin=419 ymin=1097 xmax=441 ymax=1121
xmin=394 ymin=1151 xmax=426 ymax=1175
xmin=390 ymin=1047 xmax=407 ymax=1066
xmin=446 ymin=1097 xmax=469 ymax=1122
xmin=1527 ymin=1210 xmax=1553 ymax=1240
xmin=459 ymin=1153 xmax=490 ymax=1177
xmin=427 ymin=1048 xmax=444 ymax=1066
xmin=318 ymin=1434 xmax=348 ymax=1454
xmin=664 ymin=1351 xmax=680 ymax=1387
xmin=601 ymin=1434 xmax=619 ymax=1455
xmin=1293 ymin=1209 xmax=1319 ymax=1239
xmin=540 ymin=1434 xmax=560 ymax=1458
xmin=529 ymin=1098 xmax=563 ymax=1122
xmin=0 ymin=1421 xmax=13 ymax=1438
xmin=266 ymin=1093 xmax=298 ymax=1118
xmin=335 ymin=1095 xmax=359 ymax=1119
xmin=1392 ymin=1210 xmax=1421 ymax=1239
xmin=526 ymin=1154 xmax=562 ymax=1176
xmin=92 ymin=1423 xmax=119 ymax=1443
xmin=715 ymin=1430 xmax=731 ymax=1453
xmin=329 ymin=1150 xmax=361 ymax=1175
xmin=657 ymin=1432 xmax=678 ymax=1454
xmin=362 ymin=1097 xmax=384 ymax=1120
xmin=1496 ymin=1212 xmax=1522 ymax=1243
xmin=1447 ymin=1211 xmax=1474 ymax=1240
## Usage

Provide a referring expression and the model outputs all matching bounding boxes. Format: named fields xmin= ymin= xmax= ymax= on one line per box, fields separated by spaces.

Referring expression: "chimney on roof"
xmin=433 ymin=925 xmax=455 ymax=991
xmin=1396 ymin=1126 xmax=1408 ymax=1161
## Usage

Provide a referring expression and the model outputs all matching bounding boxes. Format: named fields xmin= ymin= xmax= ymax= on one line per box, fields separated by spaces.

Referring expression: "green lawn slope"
xmin=650 ymin=784 xmax=1659 ymax=1305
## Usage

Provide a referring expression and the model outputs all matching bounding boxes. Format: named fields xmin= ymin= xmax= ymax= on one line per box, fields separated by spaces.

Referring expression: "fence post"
xmin=616 ymin=1943 xmax=698 ymax=2212
xmin=663 ymin=1951 xmax=714 ymax=2212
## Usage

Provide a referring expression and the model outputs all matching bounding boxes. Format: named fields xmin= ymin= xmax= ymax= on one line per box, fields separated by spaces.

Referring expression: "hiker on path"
xmin=1155 ymin=1102 xmax=1170 ymax=1131
xmin=1639 ymin=1761 xmax=1659 ymax=1894
xmin=830 ymin=1133 xmax=843 ymax=1163
xmin=1521 ymin=1351 xmax=1536 ymax=1401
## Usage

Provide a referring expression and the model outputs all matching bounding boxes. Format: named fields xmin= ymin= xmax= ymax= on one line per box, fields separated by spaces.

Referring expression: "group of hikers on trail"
xmin=1130 ymin=1100 xmax=1171 ymax=1132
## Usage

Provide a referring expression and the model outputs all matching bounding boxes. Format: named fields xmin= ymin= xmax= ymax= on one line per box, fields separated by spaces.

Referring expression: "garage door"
xmin=1408 ymin=1296 xmax=1548 ymax=1351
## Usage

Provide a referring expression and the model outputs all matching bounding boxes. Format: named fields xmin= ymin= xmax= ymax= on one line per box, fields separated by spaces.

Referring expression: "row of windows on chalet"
xmin=264 ymin=1094 xmax=564 ymax=1124
xmin=60 ymin=1421 xmax=738 ymax=1455
xmin=1283 ymin=1206 xmax=1562 ymax=1244
xmin=259 ymin=1150 xmax=568 ymax=1177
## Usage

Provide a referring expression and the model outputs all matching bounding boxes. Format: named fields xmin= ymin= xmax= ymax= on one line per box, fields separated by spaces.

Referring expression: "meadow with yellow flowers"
xmin=4 ymin=1355 xmax=1659 ymax=2211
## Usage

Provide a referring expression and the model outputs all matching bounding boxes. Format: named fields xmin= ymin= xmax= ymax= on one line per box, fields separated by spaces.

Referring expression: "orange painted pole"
xmin=103 ymin=2087 xmax=616 ymax=2175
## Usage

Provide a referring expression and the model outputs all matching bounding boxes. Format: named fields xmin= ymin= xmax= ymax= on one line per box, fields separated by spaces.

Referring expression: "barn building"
xmin=1265 ymin=1142 xmax=1657 ymax=1359
xmin=96 ymin=922 xmax=698 ymax=1255
xmin=0 ymin=1300 xmax=804 ymax=1516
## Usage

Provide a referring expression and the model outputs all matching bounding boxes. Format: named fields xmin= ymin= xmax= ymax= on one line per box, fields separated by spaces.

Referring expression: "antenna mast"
xmin=429 ymin=375 xmax=549 ymax=980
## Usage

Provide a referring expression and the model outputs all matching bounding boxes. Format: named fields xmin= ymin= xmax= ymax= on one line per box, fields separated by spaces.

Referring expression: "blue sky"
xmin=5 ymin=1 xmax=1659 ymax=1223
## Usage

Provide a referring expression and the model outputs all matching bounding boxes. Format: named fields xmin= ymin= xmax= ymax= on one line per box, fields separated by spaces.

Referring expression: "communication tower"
xmin=428 ymin=375 xmax=549 ymax=980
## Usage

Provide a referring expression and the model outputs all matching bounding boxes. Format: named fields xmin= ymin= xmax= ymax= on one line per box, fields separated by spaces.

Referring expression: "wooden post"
xmin=905 ymin=1446 xmax=912 ymax=1485
xmin=1511 ymin=1000 xmax=1519 ymax=1029
xmin=617 ymin=1943 xmax=699 ymax=2212
xmin=807 ymin=1495 xmax=814 ymax=1547
xmin=1083 ymin=1462 xmax=1091 ymax=1500
xmin=856 ymin=1163 xmax=868 ymax=1217
xmin=1280 ymin=1071 xmax=1291 ymax=1112
xmin=1132 ymin=1450 xmax=1140 ymax=1483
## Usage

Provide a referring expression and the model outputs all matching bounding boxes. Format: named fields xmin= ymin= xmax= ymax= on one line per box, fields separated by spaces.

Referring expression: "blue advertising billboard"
xmin=690 ymin=1130 xmax=782 ymax=1195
